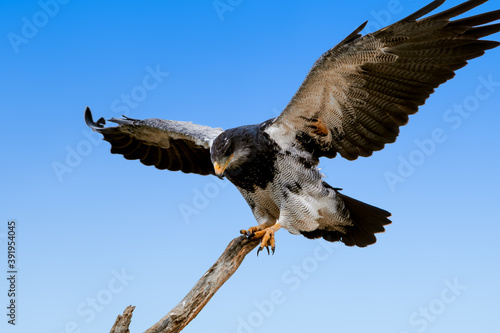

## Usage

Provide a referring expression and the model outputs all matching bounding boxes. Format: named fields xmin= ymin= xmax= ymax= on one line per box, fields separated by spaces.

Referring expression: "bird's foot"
xmin=240 ymin=225 xmax=264 ymax=237
xmin=241 ymin=223 xmax=281 ymax=256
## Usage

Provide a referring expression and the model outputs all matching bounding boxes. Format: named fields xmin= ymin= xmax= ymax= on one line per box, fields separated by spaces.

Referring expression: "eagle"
xmin=86 ymin=0 xmax=500 ymax=255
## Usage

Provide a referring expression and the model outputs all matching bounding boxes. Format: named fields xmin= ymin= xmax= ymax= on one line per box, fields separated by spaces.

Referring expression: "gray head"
xmin=210 ymin=126 xmax=260 ymax=178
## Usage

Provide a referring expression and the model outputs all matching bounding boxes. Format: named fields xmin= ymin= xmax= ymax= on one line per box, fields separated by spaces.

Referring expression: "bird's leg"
xmin=255 ymin=223 xmax=281 ymax=255
xmin=241 ymin=222 xmax=281 ymax=255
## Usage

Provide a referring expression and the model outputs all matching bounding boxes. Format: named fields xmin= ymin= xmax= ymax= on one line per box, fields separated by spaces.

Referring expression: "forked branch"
xmin=109 ymin=235 xmax=260 ymax=333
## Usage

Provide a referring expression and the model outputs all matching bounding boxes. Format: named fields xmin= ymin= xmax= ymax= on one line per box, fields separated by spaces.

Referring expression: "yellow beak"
xmin=214 ymin=154 xmax=233 ymax=176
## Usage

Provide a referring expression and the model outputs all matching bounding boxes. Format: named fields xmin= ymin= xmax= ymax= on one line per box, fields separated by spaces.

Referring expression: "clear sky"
xmin=1 ymin=0 xmax=499 ymax=332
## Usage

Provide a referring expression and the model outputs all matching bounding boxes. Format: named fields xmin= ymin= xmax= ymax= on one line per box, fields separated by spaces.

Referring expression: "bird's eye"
xmin=223 ymin=144 xmax=232 ymax=157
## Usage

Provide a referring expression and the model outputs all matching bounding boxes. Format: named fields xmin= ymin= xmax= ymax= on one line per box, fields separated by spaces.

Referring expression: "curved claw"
xmin=242 ymin=223 xmax=281 ymax=256
xmin=256 ymin=246 xmax=270 ymax=257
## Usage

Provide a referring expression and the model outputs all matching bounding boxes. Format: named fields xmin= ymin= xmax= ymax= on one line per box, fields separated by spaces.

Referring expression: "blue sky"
xmin=1 ymin=0 xmax=499 ymax=332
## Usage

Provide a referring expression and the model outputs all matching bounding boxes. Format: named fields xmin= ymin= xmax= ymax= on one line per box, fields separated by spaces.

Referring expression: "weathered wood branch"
xmin=110 ymin=305 xmax=135 ymax=333
xmin=109 ymin=235 xmax=260 ymax=333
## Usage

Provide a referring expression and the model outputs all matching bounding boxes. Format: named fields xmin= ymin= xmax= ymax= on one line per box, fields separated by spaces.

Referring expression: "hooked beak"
xmin=213 ymin=154 xmax=233 ymax=178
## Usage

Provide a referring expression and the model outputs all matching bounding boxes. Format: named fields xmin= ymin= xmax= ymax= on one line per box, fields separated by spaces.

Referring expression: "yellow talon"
xmin=240 ymin=225 xmax=264 ymax=237
xmin=241 ymin=223 xmax=281 ymax=255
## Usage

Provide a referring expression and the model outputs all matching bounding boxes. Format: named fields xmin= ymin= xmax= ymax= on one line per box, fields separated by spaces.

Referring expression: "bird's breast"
xmin=224 ymin=132 xmax=280 ymax=193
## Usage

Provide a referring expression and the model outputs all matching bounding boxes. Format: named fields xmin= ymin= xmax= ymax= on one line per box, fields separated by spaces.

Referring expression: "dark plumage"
xmin=85 ymin=111 xmax=222 ymax=175
xmin=86 ymin=0 xmax=500 ymax=252
xmin=210 ymin=123 xmax=279 ymax=192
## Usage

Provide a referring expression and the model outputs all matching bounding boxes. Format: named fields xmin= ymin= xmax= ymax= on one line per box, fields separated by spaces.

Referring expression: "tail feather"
xmin=301 ymin=192 xmax=391 ymax=247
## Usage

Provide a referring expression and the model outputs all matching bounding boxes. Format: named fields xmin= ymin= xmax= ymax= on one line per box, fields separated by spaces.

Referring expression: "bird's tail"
xmin=336 ymin=193 xmax=391 ymax=247
xmin=301 ymin=192 xmax=391 ymax=247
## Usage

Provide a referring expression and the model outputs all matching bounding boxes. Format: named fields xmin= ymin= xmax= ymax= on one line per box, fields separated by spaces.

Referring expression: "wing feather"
xmin=269 ymin=0 xmax=500 ymax=160
xmin=85 ymin=107 xmax=223 ymax=175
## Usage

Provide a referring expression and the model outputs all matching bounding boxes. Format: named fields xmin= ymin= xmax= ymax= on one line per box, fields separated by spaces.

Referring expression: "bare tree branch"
xmin=110 ymin=305 xmax=135 ymax=333
xmin=109 ymin=235 xmax=260 ymax=333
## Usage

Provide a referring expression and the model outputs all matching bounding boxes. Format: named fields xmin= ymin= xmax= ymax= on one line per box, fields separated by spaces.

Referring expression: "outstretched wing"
xmin=85 ymin=107 xmax=223 ymax=175
xmin=269 ymin=0 xmax=500 ymax=160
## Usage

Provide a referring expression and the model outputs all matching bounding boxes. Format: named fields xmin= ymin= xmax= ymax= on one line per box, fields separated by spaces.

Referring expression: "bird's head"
xmin=210 ymin=127 xmax=256 ymax=179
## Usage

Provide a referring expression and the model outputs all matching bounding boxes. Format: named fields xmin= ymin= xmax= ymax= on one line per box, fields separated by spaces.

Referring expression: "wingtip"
xmin=359 ymin=20 xmax=368 ymax=32
xmin=426 ymin=0 xmax=490 ymax=21
xmin=338 ymin=21 xmax=369 ymax=46
xmin=396 ymin=0 xmax=446 ymax=23
xmin=84 ymin=106 xmax=106 ymax=130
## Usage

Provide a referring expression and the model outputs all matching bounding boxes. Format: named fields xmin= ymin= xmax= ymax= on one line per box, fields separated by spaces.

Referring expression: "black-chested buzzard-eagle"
xmin=86 ymin=0 xmax=500 ymax=254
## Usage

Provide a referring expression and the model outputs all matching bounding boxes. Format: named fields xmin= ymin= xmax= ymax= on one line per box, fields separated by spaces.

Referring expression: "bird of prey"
xmin=86 ymin=0 xmax=500 ymax=255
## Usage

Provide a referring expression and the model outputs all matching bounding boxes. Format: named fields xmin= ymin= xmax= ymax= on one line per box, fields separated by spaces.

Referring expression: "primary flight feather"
xmin=86 ymin=0 xmax=500 ymax=254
